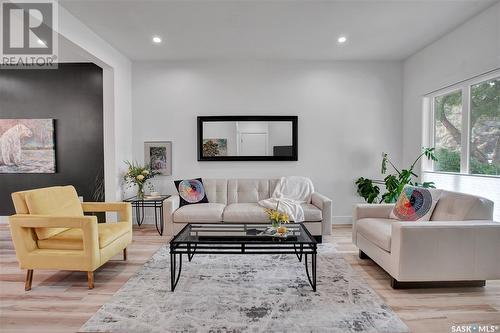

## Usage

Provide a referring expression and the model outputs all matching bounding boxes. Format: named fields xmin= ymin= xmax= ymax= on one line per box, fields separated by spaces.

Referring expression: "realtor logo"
xmin=1 ymin=0 xmax=58 ymax=68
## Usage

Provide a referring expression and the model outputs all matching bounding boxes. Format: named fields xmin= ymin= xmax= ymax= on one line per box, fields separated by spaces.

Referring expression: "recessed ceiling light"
xmin=152 ymin=36 xmax=162 ymax=44
xmin=337 ymin=36 xmax=347 ymax=44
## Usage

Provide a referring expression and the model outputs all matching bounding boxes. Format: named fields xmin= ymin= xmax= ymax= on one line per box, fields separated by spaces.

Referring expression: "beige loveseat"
xmin=165 ymin=178 xmax=332 ymax=241
xmin=352 ymin=190 xmax=500 ymax=288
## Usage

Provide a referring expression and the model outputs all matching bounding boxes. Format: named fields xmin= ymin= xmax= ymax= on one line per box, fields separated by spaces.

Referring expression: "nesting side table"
xmin=123 ymin=195 xmax=170 ymax=235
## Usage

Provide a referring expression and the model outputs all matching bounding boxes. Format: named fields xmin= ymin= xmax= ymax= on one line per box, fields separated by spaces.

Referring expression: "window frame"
xmin=425 ymin=70 xmax=500 ymax=178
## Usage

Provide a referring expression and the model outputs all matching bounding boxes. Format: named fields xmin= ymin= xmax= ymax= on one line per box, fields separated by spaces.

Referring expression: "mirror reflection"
xmin=202 ymin=121 xmax=293 ymax=157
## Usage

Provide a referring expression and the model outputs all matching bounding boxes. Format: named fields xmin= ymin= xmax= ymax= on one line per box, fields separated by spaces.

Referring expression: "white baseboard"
xmin=332 ymin=216 xmax=352 ymax=225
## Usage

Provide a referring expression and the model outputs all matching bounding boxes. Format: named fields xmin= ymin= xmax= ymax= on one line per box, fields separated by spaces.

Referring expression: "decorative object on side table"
xmin=355 ymin=147 xmax=438 ymax=203
xmin=147 ymin=191 xmax=162 ymax=199
xmin=123 ymin=161 xmax=159 ymax=199
xmin=144 ymin=141 xmax=172 ymax=176
xmin=0 ymin=119 xmax=56 ymax=173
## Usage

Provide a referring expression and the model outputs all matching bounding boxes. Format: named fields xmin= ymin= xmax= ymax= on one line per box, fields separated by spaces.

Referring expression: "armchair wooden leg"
xmin=123 ymin=248 xmax=127 ymax=261
xmin=25 ymin=269 xmax=33 ymax=291
xmin=87 ymin=271 xmax=94 ymax=289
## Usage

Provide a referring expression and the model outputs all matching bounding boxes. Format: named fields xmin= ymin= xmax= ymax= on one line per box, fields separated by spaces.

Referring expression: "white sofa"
xmin=164 ymin=178 xmax=332 ymax=241
xmin=352 ymin=190 xmax=500 ymax=288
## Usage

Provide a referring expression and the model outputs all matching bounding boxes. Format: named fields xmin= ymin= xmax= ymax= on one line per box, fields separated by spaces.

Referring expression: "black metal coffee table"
xmin=169 ymin=223 xmax=317 ymax=291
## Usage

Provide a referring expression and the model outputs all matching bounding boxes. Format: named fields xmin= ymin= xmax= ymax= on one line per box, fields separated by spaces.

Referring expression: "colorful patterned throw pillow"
xmin=174 ymin=178 xmax=209 ymax=207
xmin=390 ymin=186 xmax=442 ymax=221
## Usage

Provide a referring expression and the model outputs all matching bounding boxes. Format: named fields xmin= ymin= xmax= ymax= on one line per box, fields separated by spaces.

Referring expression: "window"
xmin=470 ymin=77 xmax=500 ymax=176
xmin=434 ymin=90 xmax=462 ymax=172
xmin=427 ymin=71 xmax=500 ymax=177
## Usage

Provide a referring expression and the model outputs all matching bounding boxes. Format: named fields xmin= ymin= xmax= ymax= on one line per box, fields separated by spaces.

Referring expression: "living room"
xmin=0 ymin=1 xmax=499 ymax=332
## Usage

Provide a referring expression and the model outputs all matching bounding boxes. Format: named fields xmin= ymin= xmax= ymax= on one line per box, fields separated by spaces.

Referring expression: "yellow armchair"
xmin=9 ymin=186 xmax=132 ymax=290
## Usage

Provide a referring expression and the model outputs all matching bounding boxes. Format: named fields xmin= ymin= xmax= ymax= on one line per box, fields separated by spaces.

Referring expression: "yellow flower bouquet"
xmin=264 ymin=201 xmax=290 ymax=229
xmin=123 ymin=161 xmax=159 ymax=199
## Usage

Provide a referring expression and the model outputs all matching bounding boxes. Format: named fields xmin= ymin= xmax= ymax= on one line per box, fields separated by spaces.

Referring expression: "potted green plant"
xmin=355 ymin=147 xmax=437 ymax=203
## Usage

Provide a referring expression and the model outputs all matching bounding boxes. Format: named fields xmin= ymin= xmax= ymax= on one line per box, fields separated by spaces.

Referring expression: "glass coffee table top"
xmin=171 ymin=223 xmax=316 ymax=244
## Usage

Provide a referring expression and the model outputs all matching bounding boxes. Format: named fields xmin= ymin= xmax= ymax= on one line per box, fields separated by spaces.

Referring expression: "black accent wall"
xmin=0 ymin=63 xmax=104 ymax=215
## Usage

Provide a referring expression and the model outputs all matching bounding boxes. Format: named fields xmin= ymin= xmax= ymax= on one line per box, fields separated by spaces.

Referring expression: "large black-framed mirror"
xmin=197 ymin=116 xmax=298 ymax=161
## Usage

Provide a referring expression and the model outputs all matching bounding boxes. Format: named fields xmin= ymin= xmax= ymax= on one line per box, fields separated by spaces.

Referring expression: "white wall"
xmin=132 ymin=60 xmax=403 ymax=223
xmin=403 ymin=2 xmax=500 ymax=219
xmin=57 ymin=5 xmax=133 ymax=201
xmin=403 ymin=2 xmax=500 ymax=167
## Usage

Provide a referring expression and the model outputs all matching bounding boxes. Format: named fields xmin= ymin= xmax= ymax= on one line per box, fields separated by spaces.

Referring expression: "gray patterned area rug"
xmin=80 ymin=244 xmax=409 ymax=333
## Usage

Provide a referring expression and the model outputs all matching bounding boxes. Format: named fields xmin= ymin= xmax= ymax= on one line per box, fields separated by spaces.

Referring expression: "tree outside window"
xmin=432 ymin=76 xmax=500 ymax=176
xmin=470 ymin=77 xmax=500 ymax=176
xmin=434 ymin=90 xmax=462 ymax=172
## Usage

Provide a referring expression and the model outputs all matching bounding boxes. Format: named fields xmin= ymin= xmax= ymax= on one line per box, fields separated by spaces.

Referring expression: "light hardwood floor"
xmin=0 ymin=222 xmax=499 ymax=333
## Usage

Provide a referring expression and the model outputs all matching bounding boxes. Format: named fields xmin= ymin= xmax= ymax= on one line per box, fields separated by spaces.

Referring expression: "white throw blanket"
xmin=258 ymin=176 xmax=315 ymax=223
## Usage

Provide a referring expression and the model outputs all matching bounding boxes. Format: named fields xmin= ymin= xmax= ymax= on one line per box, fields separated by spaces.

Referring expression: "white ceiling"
xmin=60 ymin=0 xmax=498 ymax=61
